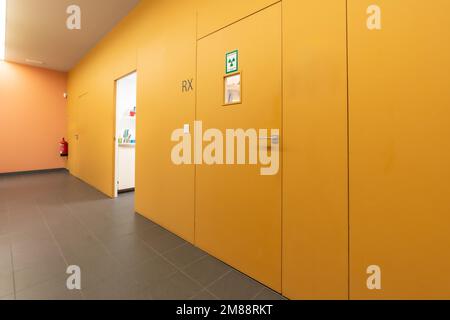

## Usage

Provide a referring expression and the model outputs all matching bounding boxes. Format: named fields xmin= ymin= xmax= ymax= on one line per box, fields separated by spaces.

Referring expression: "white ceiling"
xmin=5 ymin=0 xmax=140 ymax=71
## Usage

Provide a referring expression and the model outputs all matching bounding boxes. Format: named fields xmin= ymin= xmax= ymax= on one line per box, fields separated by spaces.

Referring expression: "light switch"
xmin=183 ymin=124 xmax=190 ymax=134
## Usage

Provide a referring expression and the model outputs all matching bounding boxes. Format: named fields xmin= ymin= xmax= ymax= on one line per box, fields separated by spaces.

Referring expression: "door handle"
xmin=259 ymin=135 xmax=280 ymax=145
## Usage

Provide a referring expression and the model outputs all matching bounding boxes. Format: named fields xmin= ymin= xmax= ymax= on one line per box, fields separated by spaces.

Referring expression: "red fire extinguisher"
xmin=60 ymin=138 xmax=69 ymax=157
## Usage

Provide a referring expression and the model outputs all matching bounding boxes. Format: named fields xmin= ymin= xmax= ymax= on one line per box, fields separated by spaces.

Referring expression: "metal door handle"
xmin=259 ymin=135 xmax=279 ymax=145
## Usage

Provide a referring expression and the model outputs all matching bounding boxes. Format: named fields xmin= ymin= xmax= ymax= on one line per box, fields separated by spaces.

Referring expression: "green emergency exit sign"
xmin=226 ymin=50 xmax=239 ymax=74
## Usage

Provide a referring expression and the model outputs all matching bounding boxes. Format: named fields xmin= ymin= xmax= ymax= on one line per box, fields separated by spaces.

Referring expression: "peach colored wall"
xmin=0 ymin=61 xmax=67 ymax=174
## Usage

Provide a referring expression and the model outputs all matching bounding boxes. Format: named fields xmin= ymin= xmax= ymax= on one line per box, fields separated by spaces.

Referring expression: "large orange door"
xmin=196 ymin=3 xmax=282 ymax=291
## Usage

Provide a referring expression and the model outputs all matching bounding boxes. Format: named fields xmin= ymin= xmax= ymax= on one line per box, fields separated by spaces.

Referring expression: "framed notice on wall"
xmin=226 ymin=50 xmax=239 ymax=74
xmin=224 ymin=73 xmax=241 ymax=105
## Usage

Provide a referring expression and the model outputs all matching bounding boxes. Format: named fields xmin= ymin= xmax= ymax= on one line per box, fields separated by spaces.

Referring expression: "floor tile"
xmin=253 ymin=288 xmax=286 ymax=300
xmin=0 ymin=237 xmax=12 ymax=271
xmin=63 ymin=245 xmax=123 ymax=290
xmin=105 ymin=235 xmax=158 ymax=269
xmin=183 ymin=256 xmax=231 ymax=287
xmin=12 ymin=244 xmax=63 ymax=271
xmin=0 ymin=270 xmax=14 ymax=298
xmin=145 ymin=232 xmax=186 ymax=254
xmin=123 ymin=256 xmax=177 ymax=286
xmin=91 ymin=222 xmax=140 ymax=242
xmin=10 ymin=227 xmax=53 ymax=246
xmin=0 ymin=235 xmax=10 ymax=246
xmin=8 ymin=217 xmax=47 ymax=234
xmin=82 ymin=273 xmax=146 ymax=300
xmin=57 ymin=234 xmax=101 ymax=257
xmin=15 ymin=274 xmax=83 ymax=300
xmin=62 ymin=243 xmax=109 ymax=264
xmin=208 ymin=270 xmax=265 ymax=300
xmin=102 ymin=233 xmax=146 ymax=253
xmin=163 ymin=243 xmax=207 ymax=268
xmin=143 ymin=272 xmax=203 ymax=300
xmin=137 ymin=225 xmax=170 ymax=245
xmin=50 ymin=224 xmax=91 ymax=241
xmin=107 ymin=211 xmax=137 ymax=226
xmin=0 ymin=214 xmax=9 ymax=236
xmin=14 ymin=257 xmax=67 ymax=292
xmin=191 ymin=290 xmax=219 ymax=300
xmin=12 ymin=238 xmax=57 ymax=256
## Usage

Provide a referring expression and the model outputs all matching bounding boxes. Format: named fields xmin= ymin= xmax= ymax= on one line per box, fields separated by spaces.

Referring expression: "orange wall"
xmin=283 ymin=0 xmax=348 ymax=299
xmin=0 ymin=61 xmax=67 ymax=174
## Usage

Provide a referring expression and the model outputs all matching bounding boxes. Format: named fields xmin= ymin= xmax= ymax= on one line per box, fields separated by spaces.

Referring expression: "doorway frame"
xmin=113 ymin=70 xmax=138 ymax=198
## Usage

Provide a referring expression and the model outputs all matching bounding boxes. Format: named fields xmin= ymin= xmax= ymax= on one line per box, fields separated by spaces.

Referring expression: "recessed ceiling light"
xmin=0 ymin=0 xmax=6 ymax=60
xmin=26 ymin=58 xmax=44 ymax=65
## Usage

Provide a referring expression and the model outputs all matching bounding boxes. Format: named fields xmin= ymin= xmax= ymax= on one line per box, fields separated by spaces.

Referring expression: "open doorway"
xmin=114 ymin=72 xmax=137 ymax=197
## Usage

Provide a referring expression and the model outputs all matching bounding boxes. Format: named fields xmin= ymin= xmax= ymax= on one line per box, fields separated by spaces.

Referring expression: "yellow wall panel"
xmin=349 ymin=0 xmax=450 ymax=299
xmin=196 ymin=4 xmax=282 ymax=291
xmin=135 ymin=1 xmax=197 ymax=242
xmin=283 ymin=0 xmax=349 ymax=299
xmin=196 ymin=0 xmax=280 ymax=39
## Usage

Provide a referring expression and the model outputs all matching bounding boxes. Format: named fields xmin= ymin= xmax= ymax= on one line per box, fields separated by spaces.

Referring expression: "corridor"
xmin=0 ymin=171 xmax=284 ymax=300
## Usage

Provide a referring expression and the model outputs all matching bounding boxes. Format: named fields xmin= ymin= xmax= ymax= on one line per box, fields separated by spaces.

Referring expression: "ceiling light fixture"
xmin=0 ymin=0 xmax=6 ymax=60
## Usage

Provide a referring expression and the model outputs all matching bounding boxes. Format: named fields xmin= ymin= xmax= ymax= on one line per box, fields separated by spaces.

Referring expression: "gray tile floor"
xmin=0 ymin=171 xmax=285 ymax=300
